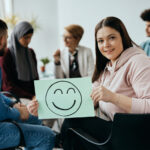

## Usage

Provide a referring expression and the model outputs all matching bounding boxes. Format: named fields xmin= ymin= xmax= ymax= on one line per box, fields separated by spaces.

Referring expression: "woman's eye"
xmin=23 ymin=37 xmax=28 ymax=40
xmin=97 ymin=40 xmax=103 ymax=43
xmin=109 ymin=36 xmax=115 ymax=40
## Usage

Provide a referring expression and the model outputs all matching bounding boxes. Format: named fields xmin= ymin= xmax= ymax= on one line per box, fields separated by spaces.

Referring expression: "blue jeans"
xmin=0 ymin=115 xmax=56 ymax=150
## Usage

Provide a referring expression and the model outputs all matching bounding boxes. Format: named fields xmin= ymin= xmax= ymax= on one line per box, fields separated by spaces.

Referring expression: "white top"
xmin=54 ymin=45 xmax=94 ymax=78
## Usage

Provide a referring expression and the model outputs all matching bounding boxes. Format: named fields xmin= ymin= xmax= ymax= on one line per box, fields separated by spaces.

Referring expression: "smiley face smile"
xmin=52 ymin=100 xmax=76 ymax=110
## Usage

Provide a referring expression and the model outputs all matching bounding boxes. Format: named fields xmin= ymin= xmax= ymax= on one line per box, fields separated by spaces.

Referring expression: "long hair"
xmin=92 ymin=16 xmax=134 ymax=82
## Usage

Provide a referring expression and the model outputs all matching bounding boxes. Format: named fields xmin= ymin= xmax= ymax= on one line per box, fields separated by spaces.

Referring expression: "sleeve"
xmin=19 ymin=114 xmax=42 ymax=125
xmin=0 ymin=93 xmax=20 ymax=121
xmin=1 ymin=50 xmax=33 ymax=99
xmin=53 ymin=62 xmax=65 ymax=78
xmin=140 ymin=41 xmax=145 ymax=50
xmin=87 ymin=48 xmax=94 ymax=76
xmin=92 ymin=81 xmax=100 ymax=88
xmin=128 ymin=55 xmax=150 ymax=113
xmin=0 ymin=94 xmax=14 ymax=106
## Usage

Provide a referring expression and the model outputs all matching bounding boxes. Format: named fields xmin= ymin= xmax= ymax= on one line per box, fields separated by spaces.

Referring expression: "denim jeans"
xmin=0 ymin=115 xmax=56 ymax=150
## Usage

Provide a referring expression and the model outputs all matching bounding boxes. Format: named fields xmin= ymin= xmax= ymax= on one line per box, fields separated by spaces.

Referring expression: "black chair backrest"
xmin=111 ymin=113 xmax=150 ymax=150
xmin=68 ymin=113 xmax=150 ymax=150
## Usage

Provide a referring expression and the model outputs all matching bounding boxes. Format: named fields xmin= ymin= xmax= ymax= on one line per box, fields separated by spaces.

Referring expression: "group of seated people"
xmin=1 ymin=8 xmax=150 ymax=150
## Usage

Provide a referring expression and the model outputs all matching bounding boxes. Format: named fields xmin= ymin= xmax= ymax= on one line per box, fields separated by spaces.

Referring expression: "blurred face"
xmin=145 ymin=21 xmax=150 ymax=37
xmin=0 ymin=30 xmax=8 ymax=56
xmin=97 ymin=26 xmax=123 ymax=65
xmin=63 ymin=30 xmax=78 ymax=49
xmin=19 ymin=33 xmax=33 ymax=47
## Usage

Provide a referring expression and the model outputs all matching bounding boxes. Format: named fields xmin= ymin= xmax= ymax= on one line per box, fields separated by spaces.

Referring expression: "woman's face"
xmin=19 ymin=33 xmax=33 ymax=47
xmin=96 ymin=26 xmax=123 ymax=64
xmin=63 ymin=30 xmax=78 ymax=49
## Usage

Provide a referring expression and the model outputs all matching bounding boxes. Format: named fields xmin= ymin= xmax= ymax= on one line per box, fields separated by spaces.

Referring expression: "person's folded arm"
xmin=0 ymin=94 xmax=20 ymax=121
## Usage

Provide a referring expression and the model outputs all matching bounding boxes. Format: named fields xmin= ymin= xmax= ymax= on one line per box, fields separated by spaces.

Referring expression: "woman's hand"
xmin=53 ymin=49 xmax=60 ymax=64
xmin=32 ymin=96 xmax=36 ymax=101
xmin=27 ymin=99 xmax=39 ymax=116
xmin=91 ymin=85 xmax=115 ymax=106
xmin=91 ymin=85 xmax=132 ymax=113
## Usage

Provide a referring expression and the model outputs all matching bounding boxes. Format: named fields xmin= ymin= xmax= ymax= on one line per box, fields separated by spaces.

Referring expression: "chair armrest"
xmin=68 ymin=128 xmax=112 ymax=146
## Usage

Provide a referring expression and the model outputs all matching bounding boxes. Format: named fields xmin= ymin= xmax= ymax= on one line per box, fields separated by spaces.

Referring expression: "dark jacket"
xmin=0 ymin=48 xmax=39 ymax=99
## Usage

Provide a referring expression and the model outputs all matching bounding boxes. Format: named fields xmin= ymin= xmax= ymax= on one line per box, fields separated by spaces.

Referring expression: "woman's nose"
xmin=103 ymin=40 xmax=110 ymax=47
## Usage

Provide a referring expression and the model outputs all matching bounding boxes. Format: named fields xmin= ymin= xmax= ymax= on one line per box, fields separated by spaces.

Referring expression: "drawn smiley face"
xmin=45 ymin=81 xmax=82 ymax=116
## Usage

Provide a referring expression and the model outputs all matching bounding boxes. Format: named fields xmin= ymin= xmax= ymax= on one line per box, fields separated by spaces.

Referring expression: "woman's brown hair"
xmin=64 ymin=24 xmax=84 ymax=43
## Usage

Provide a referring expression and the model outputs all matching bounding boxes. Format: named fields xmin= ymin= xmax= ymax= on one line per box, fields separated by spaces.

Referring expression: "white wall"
xmin=6 ymin=0 xmax=150 ymax=73
xmin=58 ymin=0 xmax=150 ymax=56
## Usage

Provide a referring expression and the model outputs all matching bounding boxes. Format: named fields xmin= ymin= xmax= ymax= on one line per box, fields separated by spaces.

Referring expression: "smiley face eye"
xmin=67 ymin=88 xmax=76 ymax=94
xmin=54 ymin=89 xmax=63 ymax=94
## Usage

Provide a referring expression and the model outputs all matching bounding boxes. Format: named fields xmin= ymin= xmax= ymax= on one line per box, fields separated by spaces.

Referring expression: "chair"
xmin=0 ymin=91 xmax=25 ymax=150
xmin=68 ymin=113 xmax=150 ymax=150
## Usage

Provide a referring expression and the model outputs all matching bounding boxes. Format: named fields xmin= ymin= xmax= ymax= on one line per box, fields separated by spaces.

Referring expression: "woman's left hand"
xmin=91 ymin=85 xmax=115 ymax=105
xmin=27 ymin=99 xmax=39 ymax=116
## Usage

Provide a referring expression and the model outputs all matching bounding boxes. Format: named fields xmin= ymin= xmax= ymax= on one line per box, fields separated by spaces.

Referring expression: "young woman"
xmin=59 ymin=16 xmax=150 ymax=150
xmin=0 ymin=21 xmax=39 ymax=99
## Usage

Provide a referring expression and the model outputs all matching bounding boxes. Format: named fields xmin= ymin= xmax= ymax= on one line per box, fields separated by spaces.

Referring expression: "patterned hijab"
xmin=8 ymin=21 xmax=38 ymax=81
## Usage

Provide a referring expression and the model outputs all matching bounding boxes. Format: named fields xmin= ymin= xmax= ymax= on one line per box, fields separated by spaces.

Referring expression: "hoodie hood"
xmin=106 ymin=46 xmax=146 ymax=72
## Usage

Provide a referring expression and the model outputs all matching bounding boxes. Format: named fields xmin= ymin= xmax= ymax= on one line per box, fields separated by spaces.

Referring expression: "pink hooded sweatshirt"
xmin=93 ymin=46 xmax=150 ymax=121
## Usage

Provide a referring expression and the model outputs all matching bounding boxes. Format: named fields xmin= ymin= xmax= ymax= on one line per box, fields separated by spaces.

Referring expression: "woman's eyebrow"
xmin=97 ymin=33 xmax=116 ymax=40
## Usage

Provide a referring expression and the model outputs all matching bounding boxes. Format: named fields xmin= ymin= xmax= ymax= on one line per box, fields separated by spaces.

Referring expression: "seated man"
xmin=140 ymin=9 xmax=150 ymax=56
xmin=0 ymin=19 xmax=55 ymax=150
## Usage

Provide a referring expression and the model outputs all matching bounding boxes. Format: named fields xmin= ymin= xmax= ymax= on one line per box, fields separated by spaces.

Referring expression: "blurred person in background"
xmin=53 ymin=24 xmax=94 ymax=78
xmin=140 ymin=9 xmax=150 ymax=56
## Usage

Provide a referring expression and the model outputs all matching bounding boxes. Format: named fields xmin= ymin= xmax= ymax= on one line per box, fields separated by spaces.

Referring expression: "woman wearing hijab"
xmin=0 ymin=21 xmax=39 ymax=99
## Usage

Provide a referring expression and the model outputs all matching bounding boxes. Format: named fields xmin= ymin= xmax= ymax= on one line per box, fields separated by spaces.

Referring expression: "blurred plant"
xmin=40 ymin=57 xmax=50 ymax=67
xmin=4 ymin=15 xmax=19 ymax=28
xmin=40 ymin=57 xmax=50 ymax=72
xmin=29 ymin=16 xmax=40 ymax=31
xmin=3 ymin=14 xmax=40 ymax=31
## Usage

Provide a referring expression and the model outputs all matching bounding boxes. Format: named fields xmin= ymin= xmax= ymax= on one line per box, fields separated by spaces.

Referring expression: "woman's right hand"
xmin=91 ymin=85 xmax=115 ymax=104
xmin=53 ymin=49 xmax=60 ymax=63
xmin=27 ymin=99 xmax=39 ymax=116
